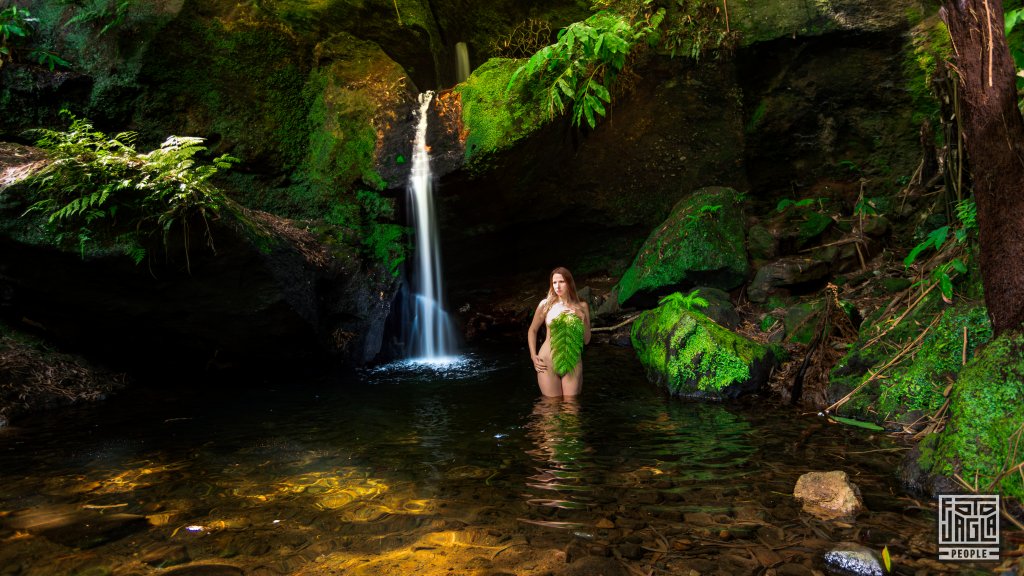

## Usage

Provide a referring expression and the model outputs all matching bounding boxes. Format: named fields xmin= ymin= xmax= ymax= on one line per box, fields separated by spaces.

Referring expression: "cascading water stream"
xmin=407 ymin=91 xmax=457 ymax=361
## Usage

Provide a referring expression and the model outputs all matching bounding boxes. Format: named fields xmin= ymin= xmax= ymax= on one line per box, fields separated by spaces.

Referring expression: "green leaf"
xmin=556 ymin=77 xmax=574 ymax=98
xmin=592 ymin=83 xmax=611 ymax=103
xmin=882 ymin=545 xmax=891 ymax=573
xmin=549 ymin=312 xmax=585 ymax=376
xmin=829 ymin=415 xmax=884 ymax=431
xmin=586 ymin=93 xmax=605 ymax=118
xmin=939 ymin=273 xmax=953 ymax=299
xmin=928 ymin=225 xmax=949 ymax=250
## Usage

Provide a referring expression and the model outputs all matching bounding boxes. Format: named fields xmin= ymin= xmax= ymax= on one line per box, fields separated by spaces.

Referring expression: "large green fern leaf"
xmin=549 ymin=312 xmax=585 ymax=376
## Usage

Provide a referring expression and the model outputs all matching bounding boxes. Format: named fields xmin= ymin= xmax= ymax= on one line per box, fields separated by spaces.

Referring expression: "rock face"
xmin=0 ymin=146 xmax=397 ymax=377
xmin=793 ymin=470 xmax=864 ymax=521
xmin=617 ymin=187 xmax=749 ymax=308
xmin=631 ymin=296 xmax=774 ymax=400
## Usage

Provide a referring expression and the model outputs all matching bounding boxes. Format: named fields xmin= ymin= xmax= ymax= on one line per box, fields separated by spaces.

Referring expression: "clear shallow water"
xmin=0 ymin=346 xmax=997 ymax=575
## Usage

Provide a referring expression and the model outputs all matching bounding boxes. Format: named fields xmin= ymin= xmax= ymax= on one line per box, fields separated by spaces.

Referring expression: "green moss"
xmin=300 ymin=68 xmax=386 ymax=195
xmin=926 ymin=332 xmax=1024 ymax=501
xmin=452 ymin=58 xmax=549 ymax=168
xmin=632 ymin=297 xmax=771 ymax=398
xmin=876 ymin=304 xmax=992 ymax=420
xmin=745 ymin=100 xmax=768 ymax=133
xmin=137 ymin=14 xmax=313 ymax=171
xmin=784 ymin=301 xmax=821 ymax=345
xmin=617 ymin=187 xmax=748 ymax=305
xmin=904 ymin=15 xmax=951 ymax=127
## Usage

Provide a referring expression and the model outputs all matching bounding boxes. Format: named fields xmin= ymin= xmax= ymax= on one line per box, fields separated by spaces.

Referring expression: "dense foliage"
xmin=23 ymin=112 xmax=237 ymax=268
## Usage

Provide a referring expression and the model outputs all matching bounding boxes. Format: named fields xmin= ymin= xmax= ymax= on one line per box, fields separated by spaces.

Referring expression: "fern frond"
xmin=549 ymin=312 xmax=585 ymax=375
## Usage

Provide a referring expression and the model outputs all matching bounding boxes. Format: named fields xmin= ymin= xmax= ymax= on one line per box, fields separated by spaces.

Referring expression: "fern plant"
xmin=23 ymin=111 xmax=237 ymax=268
xmin=507 ymin=9 xmax=664 ymax=129
xmin=659 ymin=289 xmax=709 ymax=311
xmin=903 ymin=198 xmax=977 ymax=301
xmin=549 ymin=312 xmax=585 ymax=375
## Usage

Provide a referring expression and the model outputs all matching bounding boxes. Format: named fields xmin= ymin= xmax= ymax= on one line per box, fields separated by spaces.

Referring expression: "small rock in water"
xmin=793 ymin=470 xmax=864 ymax=521
xmin=823 ymin=544 xmax=884 ymax=576
xmin=141 ymin=543 xmax=190 ymax=567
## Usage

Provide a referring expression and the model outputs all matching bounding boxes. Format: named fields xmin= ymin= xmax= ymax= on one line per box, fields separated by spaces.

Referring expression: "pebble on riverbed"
xmin=793 ymin=470 xmax=865 ymax=521
xmin=823 ymin=544 xmax=885 ymax=576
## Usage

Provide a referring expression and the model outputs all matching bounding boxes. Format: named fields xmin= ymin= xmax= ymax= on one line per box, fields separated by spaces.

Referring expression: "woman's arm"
xmin=527 ymin=303 xmax=547 ymax=372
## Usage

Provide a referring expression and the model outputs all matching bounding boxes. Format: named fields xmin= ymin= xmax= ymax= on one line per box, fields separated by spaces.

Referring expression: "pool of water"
xmin=0 ymin=345 xmax=995 ymax=575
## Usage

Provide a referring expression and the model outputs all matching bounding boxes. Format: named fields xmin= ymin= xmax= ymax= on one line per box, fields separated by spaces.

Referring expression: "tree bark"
xmin=942 ymin=0 xmax=1024 ymax=334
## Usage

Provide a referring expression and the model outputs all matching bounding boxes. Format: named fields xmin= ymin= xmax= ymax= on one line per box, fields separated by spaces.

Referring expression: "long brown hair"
xmin=542 ymin=267 xmax=581 ymax=316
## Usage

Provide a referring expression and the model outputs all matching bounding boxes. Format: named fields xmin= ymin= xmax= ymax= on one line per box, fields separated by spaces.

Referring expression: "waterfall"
xmin=407 ymin=91 xmax=457 ymax=360
xmin=455 ymin=42 xmax=470 ymax=84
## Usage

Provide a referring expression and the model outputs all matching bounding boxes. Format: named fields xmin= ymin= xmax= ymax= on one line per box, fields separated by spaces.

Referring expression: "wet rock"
xmin=693 ymin=286 xmax=741 ymax=329
xmin=861 ymin=215 xmax=890 ymax=238
xmin=5 ymin=505 xmax=148 ymax=549
xmin=561 ymin=556 xmax=627 ymax=576
xmin=823 ymin=544 xmax=884 ymax=576
xmin=748 ymin=257 xmax=831 ymax=303
xmin=632 ymin=300 xmax=776 ymax=400
xmin=616 ymin=541 xmax=644 ymax=560
xmin=793 ymin=470 xmax=864 ymax=521
xmin=141 ymin=543 xmax=190 ymax=567
xmin=748 ymin=224 xmax=779 ymax=260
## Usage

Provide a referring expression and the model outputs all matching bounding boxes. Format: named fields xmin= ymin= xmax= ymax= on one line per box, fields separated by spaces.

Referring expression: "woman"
xmin=527 ymin=267 xmax=591 ymax=397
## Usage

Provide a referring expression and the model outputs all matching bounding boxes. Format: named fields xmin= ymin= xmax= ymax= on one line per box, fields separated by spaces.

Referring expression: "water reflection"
xmin=522 ymin=397 xmax=594 ymax=526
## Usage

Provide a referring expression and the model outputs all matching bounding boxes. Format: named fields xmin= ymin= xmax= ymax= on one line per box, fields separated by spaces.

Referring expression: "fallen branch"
xmin=592 ymin=312 xmax=643 ymax=333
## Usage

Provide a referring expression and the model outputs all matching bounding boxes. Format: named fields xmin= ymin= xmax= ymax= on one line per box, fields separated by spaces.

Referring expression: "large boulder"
xmin=631 ymin=294 xmax=774 ymax=400
xmin=617 ymin=187 xmax=748 ymax=308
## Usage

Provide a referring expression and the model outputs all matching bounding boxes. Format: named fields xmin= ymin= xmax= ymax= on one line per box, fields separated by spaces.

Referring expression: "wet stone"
xmin=793 ymin=470 xmax=864 ymax=521
xmin=823 ymin=544 xmax=884 ymax=576
xmin=616 ymin=541 xmax=643 ymax=560
xmin=141 ymin=543 xmax=190 ymax=567
xmin=6 ymin=506 xmax=148 ymax=549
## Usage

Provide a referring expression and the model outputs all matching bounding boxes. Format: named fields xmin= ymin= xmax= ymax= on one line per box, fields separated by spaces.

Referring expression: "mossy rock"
xmin=617 ymin=187 xmax=748 ymax=308
xmin=830 ymin=299 xmax=992 ymax=425
xmin=452 ymin=58 xmax=550 ymax=170
xmin=631 ymin=297 xmax=775 ymax=400
xmin=919 ymin=331 xmax=1024 ymax=501
xmin=300 ymin=32 xmax=416 ymax=193
xmin=729 ymin=0 xmax=918 ymax=46
xmin=783 ymin=300 xmax=822 ymax=345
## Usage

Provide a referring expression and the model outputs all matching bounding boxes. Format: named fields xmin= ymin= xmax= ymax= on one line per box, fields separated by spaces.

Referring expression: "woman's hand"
xmin=532 ymin=354 xmax=548 ymax=373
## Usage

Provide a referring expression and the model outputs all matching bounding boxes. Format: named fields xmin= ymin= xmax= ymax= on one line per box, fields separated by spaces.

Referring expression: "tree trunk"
xmin=942 ymin=0 xmax=1024 ymax=334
